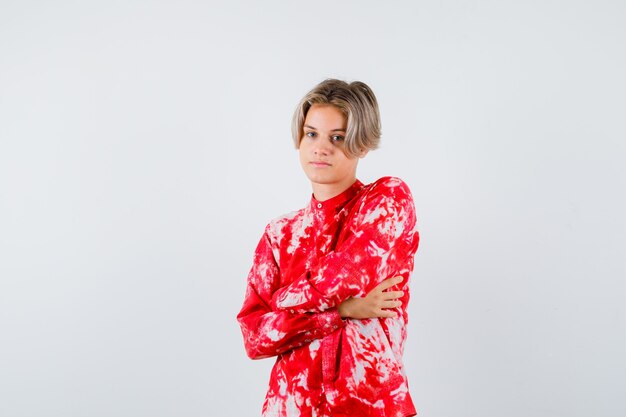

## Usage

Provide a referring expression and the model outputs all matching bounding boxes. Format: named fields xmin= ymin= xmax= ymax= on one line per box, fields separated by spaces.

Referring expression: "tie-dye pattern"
xmin=237 ymin=177 xmax=420 ymax=417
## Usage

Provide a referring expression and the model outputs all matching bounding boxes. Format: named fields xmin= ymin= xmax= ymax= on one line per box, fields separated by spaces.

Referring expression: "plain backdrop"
xmin=1 ymin=1 xmax=625 ymax=416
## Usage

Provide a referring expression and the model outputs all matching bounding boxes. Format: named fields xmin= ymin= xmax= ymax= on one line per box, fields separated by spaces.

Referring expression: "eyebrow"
xmin=303 ymin=124 xmax=346 ymax=132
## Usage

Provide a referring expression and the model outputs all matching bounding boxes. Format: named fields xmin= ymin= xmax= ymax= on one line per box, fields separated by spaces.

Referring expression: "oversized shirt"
xmin=237 ymin=177 xmax=420 ymax=417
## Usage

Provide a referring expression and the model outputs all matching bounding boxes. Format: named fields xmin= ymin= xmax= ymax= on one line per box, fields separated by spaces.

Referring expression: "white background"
xmin=1 ymin=1 xmax=625 ymax=416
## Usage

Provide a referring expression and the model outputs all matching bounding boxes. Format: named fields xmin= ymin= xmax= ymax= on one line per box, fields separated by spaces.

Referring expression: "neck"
xmin=312 ymin=178 xmax=357 ymax=202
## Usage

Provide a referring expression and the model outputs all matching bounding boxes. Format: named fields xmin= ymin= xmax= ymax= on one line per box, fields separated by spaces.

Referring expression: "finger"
xmin=382 ymin=290 xmax=404 ymax=299
xmin=376 ymin=309 xmax=398 ymax=319
xmin=381 ymin=300 xmax=403 ymax=309
xmin=377 ymin=276 xmax=404 ymax=291
xmin=373 ymin=279 xmax=394 ymax=291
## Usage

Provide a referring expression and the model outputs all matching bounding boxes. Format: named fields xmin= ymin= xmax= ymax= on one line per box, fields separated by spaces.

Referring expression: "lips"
xmin=310 ymin=161 xmax=331 ymax=167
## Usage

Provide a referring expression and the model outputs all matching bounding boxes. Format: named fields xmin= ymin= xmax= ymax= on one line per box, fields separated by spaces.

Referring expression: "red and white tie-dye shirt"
xmin=237 ymin=176 xmax=420 ymax=417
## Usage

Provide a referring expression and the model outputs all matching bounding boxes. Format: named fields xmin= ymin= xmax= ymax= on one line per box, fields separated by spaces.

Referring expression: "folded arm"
xmin=236 ymin=229 xmax=345 ymax=359
xmin=270 ymin=178 xmax=419 ymax=314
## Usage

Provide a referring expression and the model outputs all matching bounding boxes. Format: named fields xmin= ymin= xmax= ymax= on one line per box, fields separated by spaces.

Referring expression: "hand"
xmin=337 ymin=276 xmax=405 ymax=319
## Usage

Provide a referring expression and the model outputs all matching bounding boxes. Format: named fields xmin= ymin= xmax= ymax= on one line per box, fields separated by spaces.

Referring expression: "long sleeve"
xmin=236 ymin=227 xmax=345 ymax=359
xmin=270 ymin=177 xmax=419 ymax=314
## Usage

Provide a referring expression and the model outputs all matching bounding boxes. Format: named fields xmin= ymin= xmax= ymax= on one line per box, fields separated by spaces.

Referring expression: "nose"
xmin=313 ymin=139 xmax=332 ymax=156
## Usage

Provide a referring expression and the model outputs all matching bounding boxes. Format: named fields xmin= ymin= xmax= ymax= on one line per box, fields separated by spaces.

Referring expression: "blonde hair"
xmin=292 ymin=79 xmax=381 ymax=158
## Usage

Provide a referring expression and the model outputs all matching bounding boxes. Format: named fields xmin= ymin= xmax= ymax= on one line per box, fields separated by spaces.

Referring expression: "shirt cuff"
xmin=315 ymin=309 xmax=345 ymax=333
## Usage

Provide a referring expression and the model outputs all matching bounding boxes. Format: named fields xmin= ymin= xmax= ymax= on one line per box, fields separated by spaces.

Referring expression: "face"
xmin=298 ymin=104 xmax=365 ymax=199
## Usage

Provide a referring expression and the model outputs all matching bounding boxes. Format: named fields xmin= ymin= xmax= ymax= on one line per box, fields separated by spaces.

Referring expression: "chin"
xmin=304 ymin=172 xmax=334 ymax=185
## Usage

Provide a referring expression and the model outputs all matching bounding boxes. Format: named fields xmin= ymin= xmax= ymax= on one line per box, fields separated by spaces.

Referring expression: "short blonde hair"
xmin=292 ymin=79 xmax=381 ymax=158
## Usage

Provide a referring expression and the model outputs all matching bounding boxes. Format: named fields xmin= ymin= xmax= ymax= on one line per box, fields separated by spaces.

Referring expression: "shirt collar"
xmin=309 ymin=179 xmax=364 ymax=214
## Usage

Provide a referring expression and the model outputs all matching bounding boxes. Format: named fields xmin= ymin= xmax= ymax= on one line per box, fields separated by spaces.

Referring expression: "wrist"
xmin=338 ymin=303 xmax=347 ymax=318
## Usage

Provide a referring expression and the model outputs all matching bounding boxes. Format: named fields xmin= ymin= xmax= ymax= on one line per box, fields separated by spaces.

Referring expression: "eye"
xmin=331 ymin=135 xmax=345 ymax=143
xmin=305 ymin=131 xmax=317 ymax=138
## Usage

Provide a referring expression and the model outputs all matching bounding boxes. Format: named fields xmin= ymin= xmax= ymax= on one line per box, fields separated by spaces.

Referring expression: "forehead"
xmin=304 ymin=104 xmax=347 ymax=128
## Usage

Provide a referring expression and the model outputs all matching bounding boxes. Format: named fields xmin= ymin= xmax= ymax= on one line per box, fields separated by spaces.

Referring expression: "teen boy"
xmin=237 ymin=79 xmax=420 ymax=417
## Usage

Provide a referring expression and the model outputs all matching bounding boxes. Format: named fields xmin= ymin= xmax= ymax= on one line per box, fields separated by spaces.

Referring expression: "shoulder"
xmin=350 ymin=176 xmax=418 ymax=236
xmin=359 ymin=176 xmax=414 ymax=205
xmin=265 ymin=207 xmax=307 ymax=243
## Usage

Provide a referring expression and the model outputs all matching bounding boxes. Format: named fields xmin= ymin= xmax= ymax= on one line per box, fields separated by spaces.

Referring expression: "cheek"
xmin=350 ymin=158 xmax=360 ymax=173
xmin=337 ymin=158 xmax=357 ymax=174
xmin=298 ymin=145 xmax=308 ymax=165
xmin=298 ymin=138 xmax=308 ymax=153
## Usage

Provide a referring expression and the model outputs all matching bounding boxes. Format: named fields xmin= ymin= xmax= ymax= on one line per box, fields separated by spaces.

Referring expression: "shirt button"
xmin=317 ymin=203 xmax=322 ymax=208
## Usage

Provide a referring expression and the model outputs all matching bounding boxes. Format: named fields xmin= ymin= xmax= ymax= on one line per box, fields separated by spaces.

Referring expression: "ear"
xmin=358 ymin=148 xmax=369 ymax=158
